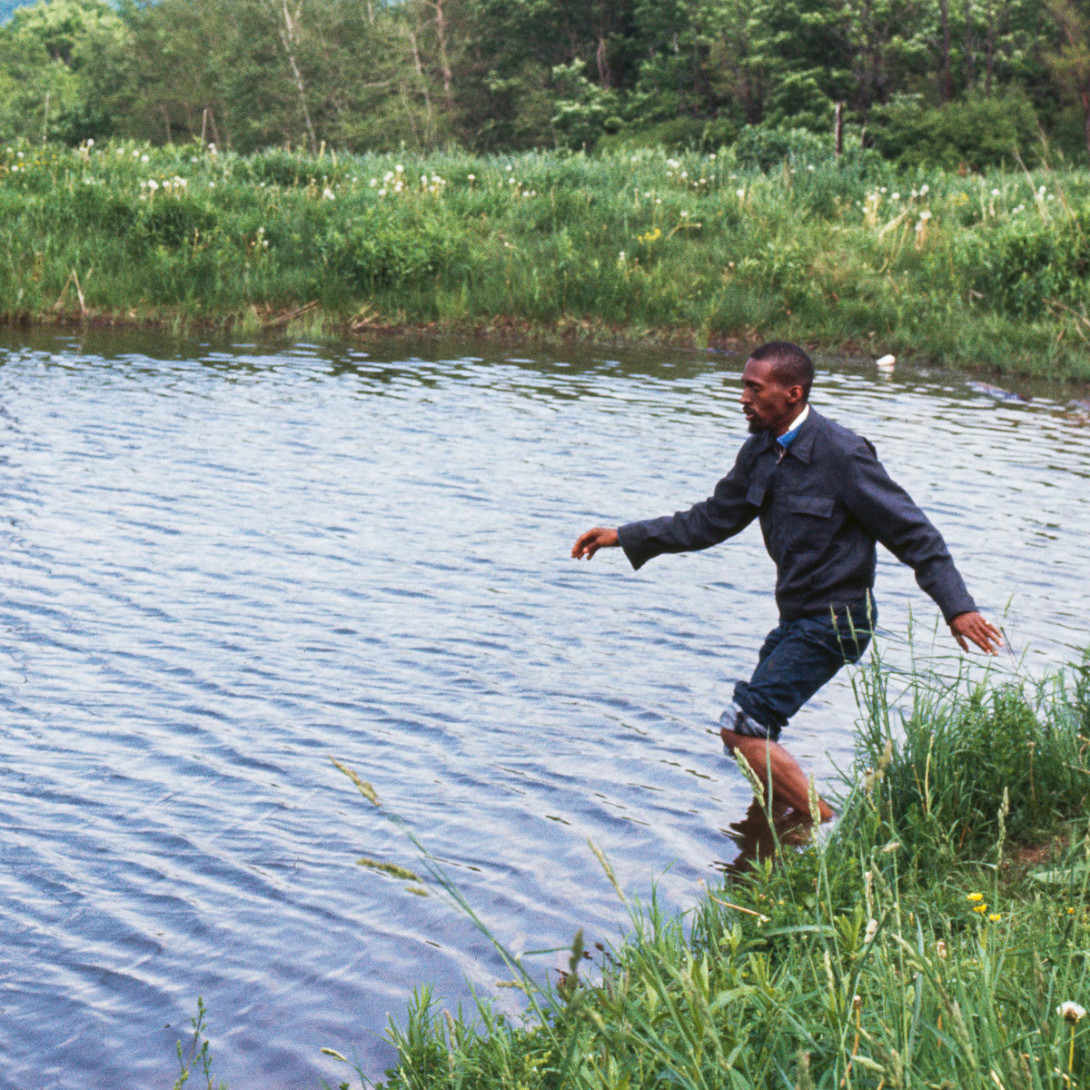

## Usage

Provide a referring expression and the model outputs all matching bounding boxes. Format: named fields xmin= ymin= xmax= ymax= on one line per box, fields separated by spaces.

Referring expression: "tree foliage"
xmin=1 ymin=0 xmax=1089 ymax=163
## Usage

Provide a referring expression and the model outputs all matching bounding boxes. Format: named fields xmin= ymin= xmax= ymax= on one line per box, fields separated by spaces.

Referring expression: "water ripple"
xmin=0 ymin=330 xmax=1086 ymax=1087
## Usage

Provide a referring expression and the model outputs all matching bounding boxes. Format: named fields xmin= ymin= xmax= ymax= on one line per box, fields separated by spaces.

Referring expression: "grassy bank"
xmin=328 ymin=650 xmax=1090 ymax=1090
xmin=3 ymin=142 xmax=1090 ymax=380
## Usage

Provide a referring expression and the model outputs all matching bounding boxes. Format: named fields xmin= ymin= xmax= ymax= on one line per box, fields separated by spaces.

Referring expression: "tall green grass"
xmin=328 ymin=649 xmax=1090 ymax=1090
xmin=4 ymin=141 xmax=1090 ymax=380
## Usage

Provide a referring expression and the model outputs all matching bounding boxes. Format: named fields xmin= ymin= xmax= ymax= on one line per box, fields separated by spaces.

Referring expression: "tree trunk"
xmin=278 ymin=0 xmax=318 ymax=153
xmin=938 ymin=0 xmax=953 ymax=101
xmin=596 ymin=34 xmax=611 ymax=85
xmin=409 ymin=29 xmax=433 ymax=145
xmin=1083 ymin=89 xmax=1090 ymax=162
xmin=431 ymin=0 xmax=453 ymax=97
xmin=964 ymin=0 xmax=977 ymax=90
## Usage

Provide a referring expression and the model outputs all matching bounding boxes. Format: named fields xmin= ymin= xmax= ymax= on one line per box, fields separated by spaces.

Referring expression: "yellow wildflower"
xmin=973 ymin=903 xmax=988 ymax=914
xmin=989 ymin=913 xmax=1001 ymax=922
xmin=967 ymin=893 xmax=984 ymax=903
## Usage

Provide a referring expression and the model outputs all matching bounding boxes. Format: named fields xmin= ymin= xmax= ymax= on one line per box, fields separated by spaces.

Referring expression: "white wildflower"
xmin=1058 ymin=1002 xmax=1087 ymax=1024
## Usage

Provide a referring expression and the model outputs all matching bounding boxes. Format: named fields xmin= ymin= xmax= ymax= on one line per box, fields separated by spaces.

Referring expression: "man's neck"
xmin=776 ymin=403 xmax=810 ymax=438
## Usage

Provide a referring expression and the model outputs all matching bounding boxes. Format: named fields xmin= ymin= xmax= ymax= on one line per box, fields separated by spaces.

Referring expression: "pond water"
xmin=0 ymin=329 xmax=1087 ymax=1089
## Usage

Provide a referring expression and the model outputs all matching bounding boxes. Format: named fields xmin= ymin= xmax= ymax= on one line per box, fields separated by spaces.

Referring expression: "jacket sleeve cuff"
xmin=936 ymin=586 xmax=978 ymax=625
xmin=617 ymin=522 xmax=652 ymax=571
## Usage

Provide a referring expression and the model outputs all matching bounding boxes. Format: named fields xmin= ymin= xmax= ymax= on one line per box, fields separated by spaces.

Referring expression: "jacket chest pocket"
xmin=781 ymin=494 xmax=836 ymax=553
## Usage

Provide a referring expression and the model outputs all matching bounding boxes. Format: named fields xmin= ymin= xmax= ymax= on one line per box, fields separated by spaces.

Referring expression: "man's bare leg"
xmin=721 ymin=728 xmax=834 ymax=822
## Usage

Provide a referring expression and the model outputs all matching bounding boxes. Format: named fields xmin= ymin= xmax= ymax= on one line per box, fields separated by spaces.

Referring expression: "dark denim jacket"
xmin=617 ymin=408 xmax=977 ymax=623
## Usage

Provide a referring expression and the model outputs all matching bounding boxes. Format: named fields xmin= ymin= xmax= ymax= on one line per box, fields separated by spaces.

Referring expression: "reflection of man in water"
xmin=572 ymin=341 xmax=1002 ymax=822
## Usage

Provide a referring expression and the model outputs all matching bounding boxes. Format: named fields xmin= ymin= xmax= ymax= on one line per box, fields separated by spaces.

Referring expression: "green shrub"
xmin=856 ymin=658 xmax=1090 ymax=864
xmin=729 ymin=125 xmax=834 ymax=171
xmin=129 ymin=195 xmax=217 ymax=250
xmin=871 ymin=91 xmax=1043 ymax=171
xmin=955 ymin=206 xmax=1090 ymax=317
xmin=319 ymin=208 xmax=466 ymax=292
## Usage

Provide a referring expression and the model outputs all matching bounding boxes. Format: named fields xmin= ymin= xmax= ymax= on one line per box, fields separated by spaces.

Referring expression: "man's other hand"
xmin=950 ymin=611 xmax=1004 ymax=655
xmin=572 ymin=527 xmax=619 ymax=560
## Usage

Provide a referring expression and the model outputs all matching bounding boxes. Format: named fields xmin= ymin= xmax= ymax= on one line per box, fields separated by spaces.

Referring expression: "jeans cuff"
xmin=719 ymin=702 xmax=774 ymax=741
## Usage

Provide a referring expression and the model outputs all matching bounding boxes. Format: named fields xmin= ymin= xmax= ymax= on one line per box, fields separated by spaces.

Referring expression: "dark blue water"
xmin=0 ymin=331 xmax=1086 ymax=1088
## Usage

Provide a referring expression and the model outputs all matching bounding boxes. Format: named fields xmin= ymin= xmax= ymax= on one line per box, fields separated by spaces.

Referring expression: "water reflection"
xmin=716 ymin=797 xmax=816 ymax=878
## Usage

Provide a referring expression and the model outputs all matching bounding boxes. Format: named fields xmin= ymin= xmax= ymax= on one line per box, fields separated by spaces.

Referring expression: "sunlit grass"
xmin=3 ymin=140 xmax=1090 ymax=379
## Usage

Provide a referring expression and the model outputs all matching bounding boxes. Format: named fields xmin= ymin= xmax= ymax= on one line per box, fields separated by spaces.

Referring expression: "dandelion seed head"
xmin=1059 ymin=1002 xmax=1087 ymax=1024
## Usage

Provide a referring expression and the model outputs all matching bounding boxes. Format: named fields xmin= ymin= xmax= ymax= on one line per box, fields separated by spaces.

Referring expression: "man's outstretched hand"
xmin=572 ymin=526 xmax=619 ymax=560
xmin=950 ymin=611 xmax=1004 ymax=655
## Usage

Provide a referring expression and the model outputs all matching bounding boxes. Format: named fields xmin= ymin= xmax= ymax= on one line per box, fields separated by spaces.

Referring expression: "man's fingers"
xmin=572 ymin=527 xmax=619 ymax=559
xmin=951 ymin=612 xmax=1004 ymax=655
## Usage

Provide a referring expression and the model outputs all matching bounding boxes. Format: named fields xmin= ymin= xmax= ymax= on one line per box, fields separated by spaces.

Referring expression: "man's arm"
xmin=843 ymin=443 xmax=1003 ymax=655
xmin=573 ymin=445 xmax=759 ymax=569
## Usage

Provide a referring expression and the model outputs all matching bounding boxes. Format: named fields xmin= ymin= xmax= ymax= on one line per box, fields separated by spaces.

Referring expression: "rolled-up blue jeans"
xmin=721 ymin=598 xmax=875 ymax=742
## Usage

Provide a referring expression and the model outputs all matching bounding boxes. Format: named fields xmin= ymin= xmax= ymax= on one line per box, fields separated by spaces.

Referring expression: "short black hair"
xmin=750 ymin=341 xmax=814 ymax=398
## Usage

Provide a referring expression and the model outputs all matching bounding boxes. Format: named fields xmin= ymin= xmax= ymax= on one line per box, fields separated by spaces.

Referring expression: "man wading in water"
xmin=572 ymin=341 xmax=1003 ymax=823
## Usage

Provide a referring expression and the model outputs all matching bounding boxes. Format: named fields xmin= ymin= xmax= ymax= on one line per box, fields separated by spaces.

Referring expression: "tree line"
xmin=3 ymin=0 xmax=1090 ymax=165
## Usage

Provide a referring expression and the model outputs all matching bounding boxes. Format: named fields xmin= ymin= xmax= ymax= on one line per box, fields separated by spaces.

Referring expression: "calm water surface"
xmin=0 ymin=330 xmax=1087 ymax=1088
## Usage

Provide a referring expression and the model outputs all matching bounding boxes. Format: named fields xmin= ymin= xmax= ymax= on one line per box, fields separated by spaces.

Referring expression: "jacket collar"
xmin=759 ymin=405 xmax=820 ymax=464
xmin=785 ymin=405 xmax=820 ymax=464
